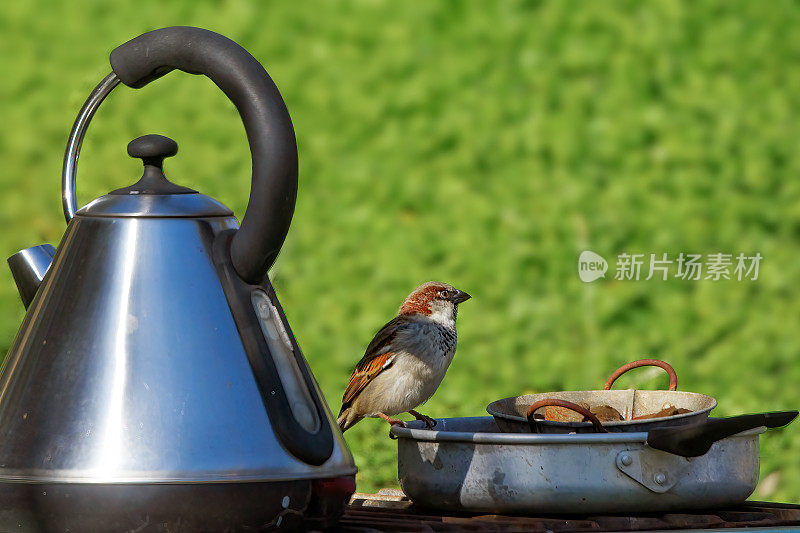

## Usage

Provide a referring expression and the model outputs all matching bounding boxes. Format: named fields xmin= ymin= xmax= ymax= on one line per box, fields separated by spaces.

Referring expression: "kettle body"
xmin=1 ymin=27 xmax=355 ymax=531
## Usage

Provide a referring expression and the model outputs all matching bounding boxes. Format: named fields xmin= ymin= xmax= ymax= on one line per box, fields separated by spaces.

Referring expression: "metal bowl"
xmin=392 ymin=416 xmax=760 ymax=513
xmin=487 ymin=389 xmax=717 ymax=433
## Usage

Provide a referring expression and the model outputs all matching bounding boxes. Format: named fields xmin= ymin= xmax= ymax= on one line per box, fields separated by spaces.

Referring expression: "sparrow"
xmin=337 ymin=281 xmax=471 ymax=432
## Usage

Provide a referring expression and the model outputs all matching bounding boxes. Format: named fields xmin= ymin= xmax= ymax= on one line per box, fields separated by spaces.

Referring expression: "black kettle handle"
xmin=110 ymin=26 xmax=297 ymax=284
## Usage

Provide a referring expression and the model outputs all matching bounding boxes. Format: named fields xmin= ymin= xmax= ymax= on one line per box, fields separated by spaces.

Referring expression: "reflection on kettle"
xmin=1 ymin=27 xmax=355 ymax=531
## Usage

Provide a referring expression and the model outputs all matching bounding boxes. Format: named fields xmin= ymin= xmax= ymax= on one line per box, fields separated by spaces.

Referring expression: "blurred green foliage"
xmin=1 ymin=0 xmax=799 ymax=501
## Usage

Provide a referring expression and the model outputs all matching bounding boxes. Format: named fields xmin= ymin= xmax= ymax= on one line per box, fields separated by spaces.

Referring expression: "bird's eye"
xmin=438 ymin=290 xmax=448 ymax=299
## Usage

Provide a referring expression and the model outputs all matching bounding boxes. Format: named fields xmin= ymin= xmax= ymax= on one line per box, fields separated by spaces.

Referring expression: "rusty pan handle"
xmin=604 ymin=359 xmax=678 ymax=391
xmin=526 ymin=399 xmax=608 ymax=433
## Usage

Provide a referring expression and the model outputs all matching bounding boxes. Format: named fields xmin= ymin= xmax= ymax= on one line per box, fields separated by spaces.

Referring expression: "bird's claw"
xmin=420 ymin=416 xmax=437 ymax=429
xmin=387 ymin=417 xmax=407 ymax=428
xmin=377 ymin=412 xmax=407 ymax=429
xmin=409 ymin=411 xmax=437 ymax=429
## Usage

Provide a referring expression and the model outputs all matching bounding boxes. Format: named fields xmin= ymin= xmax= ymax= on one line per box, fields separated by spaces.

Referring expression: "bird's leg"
xmin=377 ymin=412 xmax=406 ymax=428
xmin=408 ymin=410 xmax=437 ymax=429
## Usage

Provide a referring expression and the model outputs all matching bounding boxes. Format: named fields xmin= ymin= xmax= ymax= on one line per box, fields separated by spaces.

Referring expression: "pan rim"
xmin=390 ymin=416 xmax=763 ymax=443
xmin=487 ymin=389 xmax=717 ymax=428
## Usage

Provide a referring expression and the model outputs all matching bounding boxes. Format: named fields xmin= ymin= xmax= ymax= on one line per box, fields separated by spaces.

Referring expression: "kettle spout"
xmin=8 ymin=244 xmax=56 ymax=309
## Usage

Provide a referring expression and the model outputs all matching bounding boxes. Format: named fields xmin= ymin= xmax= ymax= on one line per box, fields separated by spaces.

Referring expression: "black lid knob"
xmin=127 ymin=134 xmax=178 ymax=166
xmin=111 ymin=134 xmax=195 ymax=196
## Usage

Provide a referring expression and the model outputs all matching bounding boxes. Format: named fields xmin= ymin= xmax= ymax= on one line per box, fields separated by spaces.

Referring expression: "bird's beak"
xmin=451 ymin=290 xmax=471 ymax=304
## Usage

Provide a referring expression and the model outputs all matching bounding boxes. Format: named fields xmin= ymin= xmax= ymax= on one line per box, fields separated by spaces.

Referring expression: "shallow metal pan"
xmin=488 ymin=359 xmax=717 ymax=433
xmin=392 ymin=413 xmax=796 ymax=514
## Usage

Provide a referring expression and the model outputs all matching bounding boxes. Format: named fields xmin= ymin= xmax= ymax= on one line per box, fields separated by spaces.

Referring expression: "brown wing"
xmin=340 ymin=316 xmax=413 ymax=412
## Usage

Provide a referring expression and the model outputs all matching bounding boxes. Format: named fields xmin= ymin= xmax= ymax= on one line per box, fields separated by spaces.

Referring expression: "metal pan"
xmin=392 ymin=412 xmax=797 ymax=513
xmin=488 ymin=359 xmax=717 ymax=433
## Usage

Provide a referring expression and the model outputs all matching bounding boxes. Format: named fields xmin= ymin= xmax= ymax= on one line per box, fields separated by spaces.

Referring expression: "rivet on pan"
xmin=620 ymin=453 xmax=633 ymax=466
xmin=654 ymin=473 xmax=667 ymax=485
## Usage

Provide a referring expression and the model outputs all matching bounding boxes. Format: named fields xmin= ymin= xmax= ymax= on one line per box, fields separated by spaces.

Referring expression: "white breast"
xmin=355 ymin=318 xmax=457 ymax=417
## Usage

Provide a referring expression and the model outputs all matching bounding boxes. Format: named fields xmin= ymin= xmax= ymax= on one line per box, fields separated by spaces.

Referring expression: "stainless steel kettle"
xmin=2 ymin=27 xmax=355 ymax=531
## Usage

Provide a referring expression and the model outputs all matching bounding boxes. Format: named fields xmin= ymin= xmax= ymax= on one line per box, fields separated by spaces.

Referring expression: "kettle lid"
xmin=77 ymin=134 xmax=234 ymax=218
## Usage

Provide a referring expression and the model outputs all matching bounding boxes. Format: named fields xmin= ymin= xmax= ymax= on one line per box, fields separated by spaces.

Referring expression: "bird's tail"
xmin=337 ymin=407 xmax=363 ymax=433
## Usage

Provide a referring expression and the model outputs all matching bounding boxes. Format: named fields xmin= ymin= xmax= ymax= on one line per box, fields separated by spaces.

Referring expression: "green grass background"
xmin=2 ymin=0 xmax=800 ymax=501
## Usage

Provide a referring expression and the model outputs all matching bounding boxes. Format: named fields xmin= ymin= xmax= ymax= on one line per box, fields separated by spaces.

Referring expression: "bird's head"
xmin=398 ymin=281 xmax=471 ymax=327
